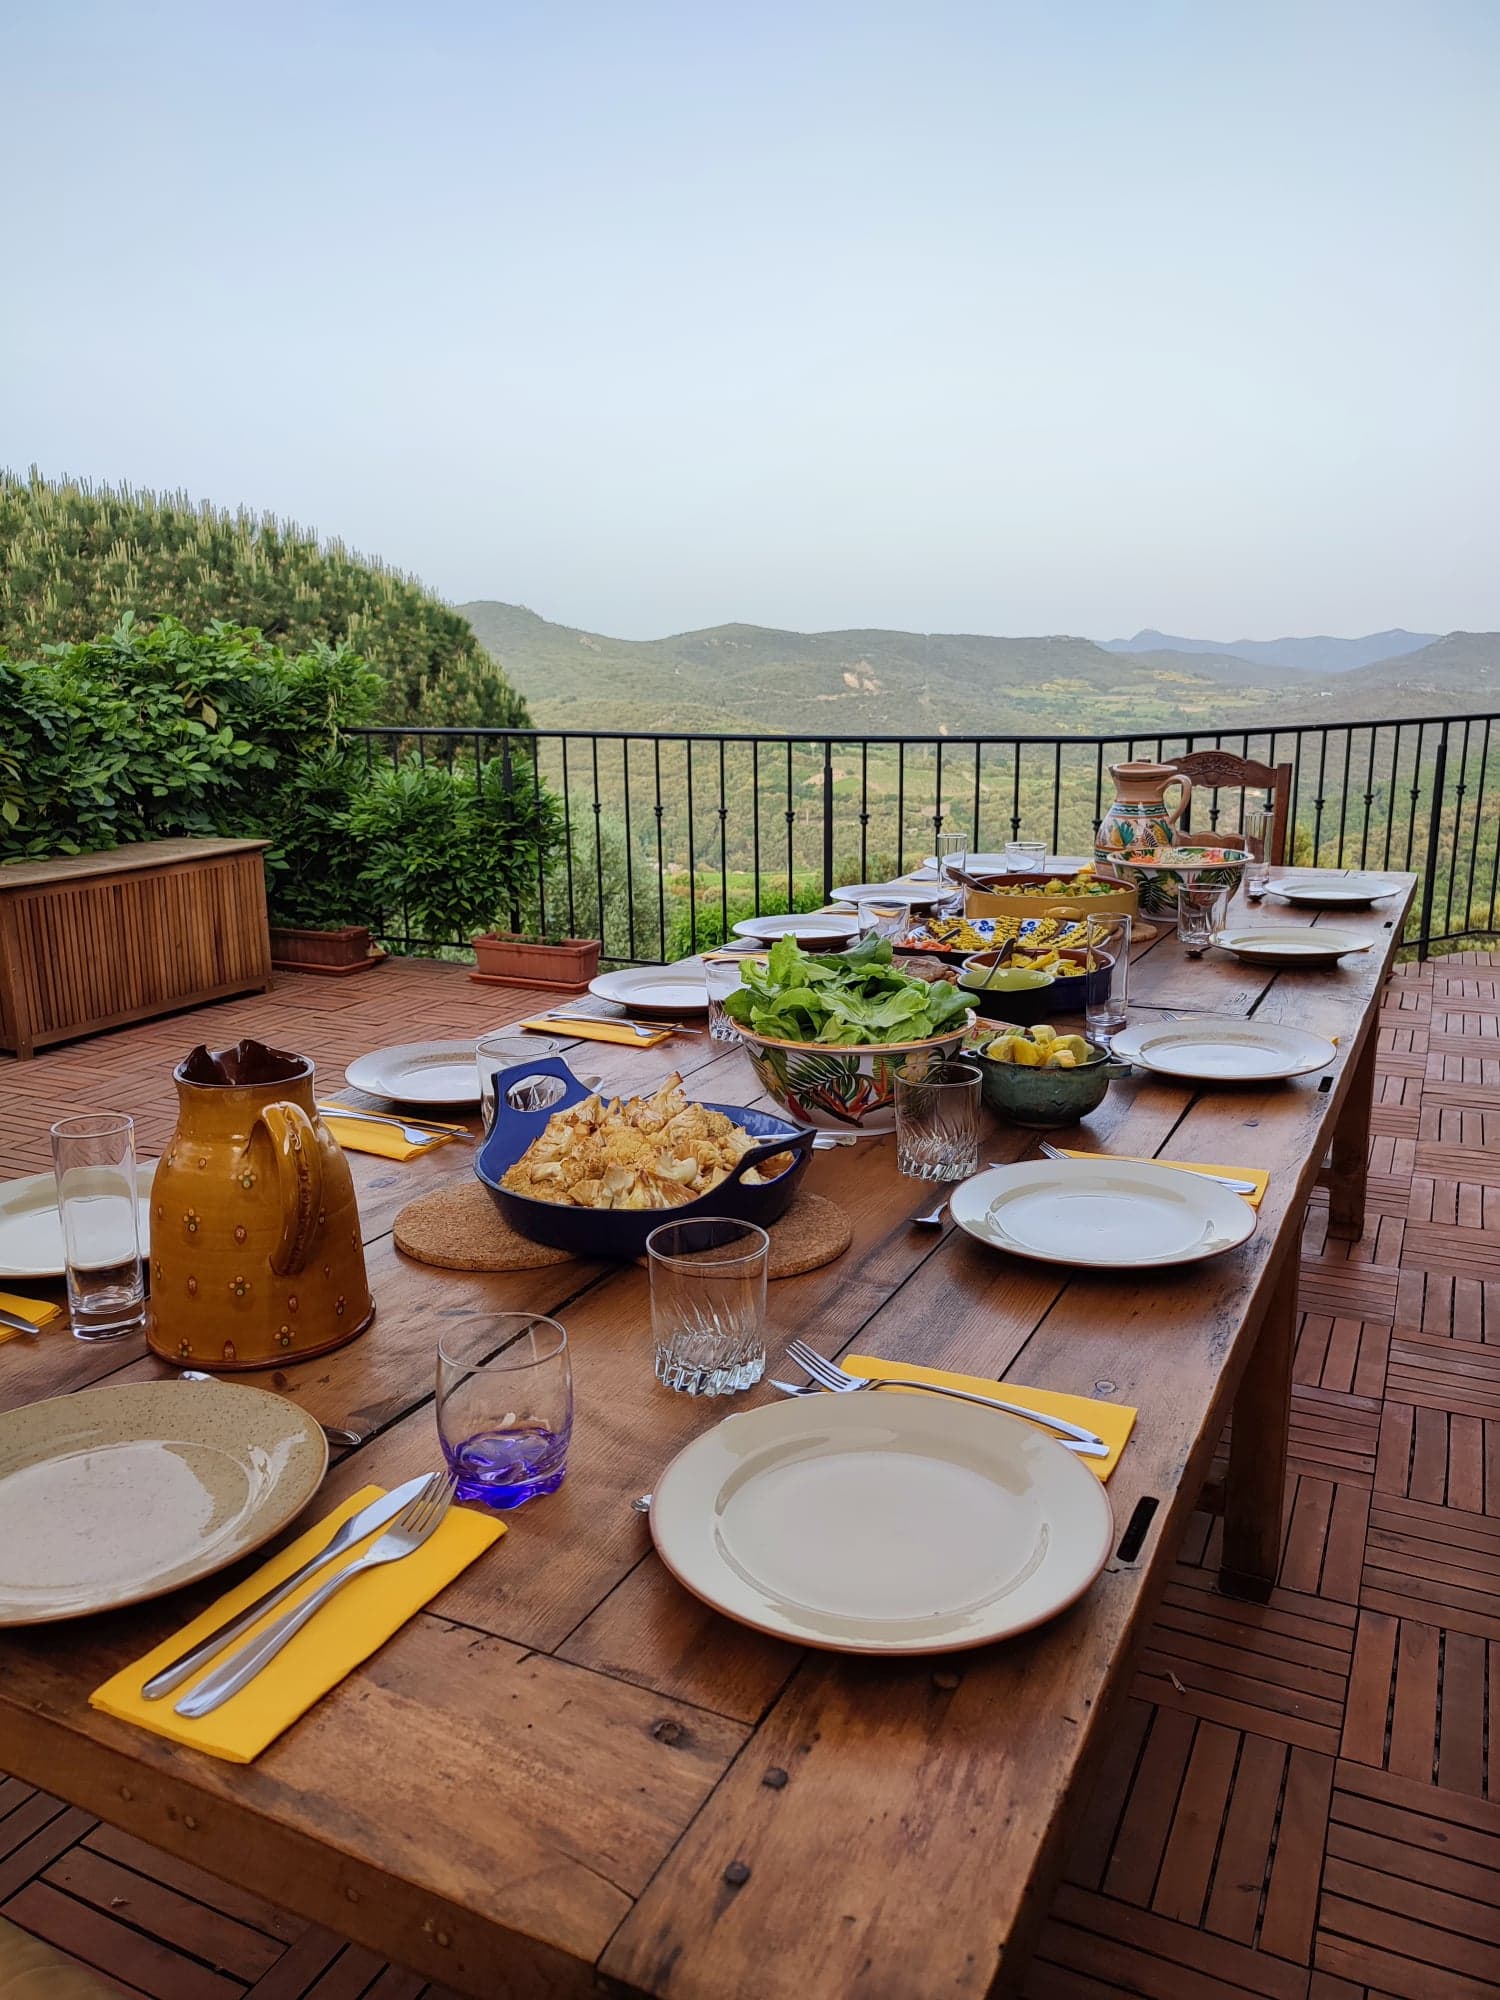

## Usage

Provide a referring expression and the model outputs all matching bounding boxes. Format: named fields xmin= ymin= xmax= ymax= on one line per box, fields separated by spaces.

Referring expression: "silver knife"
xmin=0 ymin=1307 xmax=42 ymax=1335
xmin=141 ymin=1472 xmax=435 ymax=1699
xmin=767 ymin=1381 xmax=1111 ymax=1457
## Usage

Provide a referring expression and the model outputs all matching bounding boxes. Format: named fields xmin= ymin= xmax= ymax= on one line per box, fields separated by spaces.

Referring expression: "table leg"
xmin=1219 ymin=1237 xmax=1298 ymax=1601
xmin=1326 ymin=1021 xmax=1378 ymax=1241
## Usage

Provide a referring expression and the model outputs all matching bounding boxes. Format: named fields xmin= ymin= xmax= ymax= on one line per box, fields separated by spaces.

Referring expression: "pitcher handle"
xmin=1164 ymin=773 xmax=1193 ymax=828
xmin=255 ymin=1101 xmax=325 ymax=1276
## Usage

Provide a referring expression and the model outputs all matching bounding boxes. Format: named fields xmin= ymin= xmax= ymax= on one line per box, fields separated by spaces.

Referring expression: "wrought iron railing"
xmin=349 ymin=713 xmax=1500 ymax=963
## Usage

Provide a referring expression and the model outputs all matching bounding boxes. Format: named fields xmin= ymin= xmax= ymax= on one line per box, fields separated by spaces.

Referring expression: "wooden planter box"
xmin=469 ymin=932 xmax=601 ymax=991
xmin=0 ymin=838 xmax=273 ymax=1058
xmin=268 ymin=924 xmax=386 ymax=977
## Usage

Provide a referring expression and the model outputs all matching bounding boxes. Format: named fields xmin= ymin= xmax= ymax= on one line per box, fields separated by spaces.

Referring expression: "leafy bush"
xmin=347 ymin=756 xmax=563 ymax=946
xmin=0 ymin=618 xmax=562 ymax=946
xmin=1 ymin=467 xmax=530 ymax=729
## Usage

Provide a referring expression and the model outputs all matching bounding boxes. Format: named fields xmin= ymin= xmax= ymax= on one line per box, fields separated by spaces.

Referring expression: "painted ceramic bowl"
xmin=727 ymin=1018 xmax=973 ymax=1133
xmin=1105 ymin=846 xmax=1249 ymax=920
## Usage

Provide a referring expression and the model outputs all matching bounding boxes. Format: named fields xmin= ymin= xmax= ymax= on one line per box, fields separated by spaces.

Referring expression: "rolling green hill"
xmin=460 ymin=602 xmax=1326 ymax=736
xmin=2 ymin=469 xmax=530 ymax=728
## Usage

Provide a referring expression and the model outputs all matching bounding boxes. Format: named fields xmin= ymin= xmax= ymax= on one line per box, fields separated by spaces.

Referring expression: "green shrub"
xmin=347 ymin=756 xmax=563 ymax=947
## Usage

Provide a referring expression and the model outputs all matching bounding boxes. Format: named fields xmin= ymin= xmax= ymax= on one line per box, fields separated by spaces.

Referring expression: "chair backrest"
xmin=1171 ymin=751 xmax=1292 ymax=864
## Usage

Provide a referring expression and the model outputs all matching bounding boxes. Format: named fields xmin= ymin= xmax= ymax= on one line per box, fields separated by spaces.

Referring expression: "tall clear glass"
xmin=1083 ymin=912 xmax=1132 ymax=1041
xmin=435 ymin=1313 xmax=572 ymax=1508
xmin=934 ymin=831 xmax=968 ymax=915
xmin=702 ymin=953 xmax=747 ymax=1042
xmin=894 ymin=1060 xmax=982 ymax=1181
xmin=476 ymin=1032 xmax=564 ymax=1129
xmin=1177 ymin=884 xmax=1230 ymax=957
xmin=647 ymin=1217 xmax=769 ymax=1397
xmin=49 ymin=1114 xmax=145 ymax=1341
xmin=1243 ymin=808 xmax=1271 ymax=898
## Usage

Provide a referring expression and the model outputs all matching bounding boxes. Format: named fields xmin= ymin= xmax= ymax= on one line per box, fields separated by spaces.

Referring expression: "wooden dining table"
xmin=0 ymin=873 xmax=1414 ymax=1998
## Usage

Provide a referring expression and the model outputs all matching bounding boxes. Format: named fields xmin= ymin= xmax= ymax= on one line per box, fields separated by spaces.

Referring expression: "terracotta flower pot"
xmin=470 ymin=932 xmax=602 ymax=991
xmin=268 ymin=925 xmax=386 ymax=977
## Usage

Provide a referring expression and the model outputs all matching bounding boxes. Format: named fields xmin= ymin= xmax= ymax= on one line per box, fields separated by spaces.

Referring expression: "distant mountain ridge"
xmin=1103 ymin=628 xmax=1438 ymax=674
xmin=461 ymin=601 xmax=1500 ymax=737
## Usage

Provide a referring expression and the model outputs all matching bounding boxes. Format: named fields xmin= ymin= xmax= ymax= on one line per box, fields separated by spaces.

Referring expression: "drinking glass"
xmin=1177 ymin=884 xmax=1230 ymax=957
xmin=857 ymin=898 xmax=911 ymax=942
xmin=476 ymin=1032 xmax=564 ymax=1128
xmin=435 ymin=1313 xmax=572 ymax=1508
xmin=1005 ymin=838 xmax=1047 ymax=873
xmin=647 ymin=1217 xmax=769 ymax=1396
xmin=703 ymin=953 xmax=747 ymax=1042
xmin=1243 ymin=807 xmax=1272 ymax=898
xmin=934 ymin=831 xmax=968 ymax=914
xmin=1083 ymin=912 xmax=1132 ymax=1040
xmin=894 ymin=1060 xmax=982 ymax=1181
xmin=49 ymin=1114 xmax=145 ymax=1341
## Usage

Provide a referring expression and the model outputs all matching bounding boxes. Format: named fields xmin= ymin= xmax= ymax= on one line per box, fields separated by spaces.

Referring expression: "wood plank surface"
xmin=0 ymin=881 xmax=1439 ymax=1999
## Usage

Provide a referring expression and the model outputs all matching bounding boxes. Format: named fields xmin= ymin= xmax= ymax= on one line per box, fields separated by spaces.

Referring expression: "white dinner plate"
xmin=1109 ymin=1015 xmax=1337 ymax=1082
xmin=0 ymin=1161 xmax=158 ymax=1281
xmin=345 ymin=1041 xmax=482 ymax=1105
xmin=0 ymin=1380 xmax=326 ymax=1624
xmin=588 ymin=965 xmax=709 ymax=1014
xmin=650 ymin=1392 xmax=1112 ymax=1654
xmin=1268 ymin=871 xmax=1404 ymax=907
xmin=732 ymin=913 xmax=860 ymax=945
xmin=1213 ymin=925 xmax=1374 ymax=969
xmin=949 ymin=1158 xmax=1257 ymax=1269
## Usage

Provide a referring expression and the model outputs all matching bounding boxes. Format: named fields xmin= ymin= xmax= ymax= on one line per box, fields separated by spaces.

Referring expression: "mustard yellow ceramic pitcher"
xmin=147 ymin=1039 xmax=374 ymax=1371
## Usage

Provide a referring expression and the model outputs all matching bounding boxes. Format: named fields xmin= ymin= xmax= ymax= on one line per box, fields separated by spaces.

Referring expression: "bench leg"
xmin=1325 ymin=1022 xmax=1378 ymax=1241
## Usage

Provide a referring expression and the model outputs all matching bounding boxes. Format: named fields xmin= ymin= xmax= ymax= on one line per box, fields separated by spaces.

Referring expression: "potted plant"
xmin=347 ymin=754 xmax=573 ymax=967
xmin=260 ymin=751 xmax=386 ymax=974
xmin=471 ymin=926 xmax=601 ymax=989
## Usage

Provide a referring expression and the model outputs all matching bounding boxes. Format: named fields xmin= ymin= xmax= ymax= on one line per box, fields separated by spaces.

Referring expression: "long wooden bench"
xmin=0 ymin=839 xmax=272 ymax=1058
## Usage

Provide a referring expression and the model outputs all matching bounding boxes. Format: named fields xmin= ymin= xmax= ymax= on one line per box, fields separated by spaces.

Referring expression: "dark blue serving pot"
xmin=474 ymin=1057 xmax=815 ymax=1258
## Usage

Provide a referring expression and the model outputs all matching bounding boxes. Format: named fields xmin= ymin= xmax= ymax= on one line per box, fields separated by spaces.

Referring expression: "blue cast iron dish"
xmin=474 ymin=1057 xmax=815 ymax=1258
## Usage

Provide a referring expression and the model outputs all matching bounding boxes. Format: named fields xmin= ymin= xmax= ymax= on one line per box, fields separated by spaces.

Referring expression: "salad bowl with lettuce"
xmin=722 ymin=935 xmax=973 ymax=1132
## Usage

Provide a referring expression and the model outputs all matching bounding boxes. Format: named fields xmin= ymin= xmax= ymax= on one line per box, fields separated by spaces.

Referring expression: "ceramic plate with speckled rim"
xmin=651 ymin=1393 xmax=1113 ymax=1654
xmin=0 ymin=1381 xmax=327 ymax=1624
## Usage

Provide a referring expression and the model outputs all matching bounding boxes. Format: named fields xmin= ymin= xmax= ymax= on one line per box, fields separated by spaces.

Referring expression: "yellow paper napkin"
xmin=1056 ymin=1150 xmax=1268 ymax=1208
xmin=844 ymin=1353 xmax=1136 ymax=1482
xmin=318 ymin=1113 xmax=450 ymax=1162
xmin=0 ymin=1289 xmax=62 ymax=1343
xmin=92 ymin=1485 xmax=504 ymax=1762
xmin=521 ymin=1015 xmax=672 ymax=1048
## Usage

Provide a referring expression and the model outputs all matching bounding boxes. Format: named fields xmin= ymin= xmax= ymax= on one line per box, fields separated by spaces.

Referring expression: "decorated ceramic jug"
xmin=1094 ymin=761 xmax=1194 ymax=865
xmin=147 ymin=1039 xmax=373 ymax=1371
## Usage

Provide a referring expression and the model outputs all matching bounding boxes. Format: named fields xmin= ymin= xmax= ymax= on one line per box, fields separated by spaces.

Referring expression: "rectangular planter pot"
xmin=269 ymin=925 xmax=387 ymax=977
xmin=469 ymin=933 xmax=601 ymax=991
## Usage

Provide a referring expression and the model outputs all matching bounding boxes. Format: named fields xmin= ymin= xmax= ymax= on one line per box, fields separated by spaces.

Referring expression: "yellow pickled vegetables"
xmin=982 ymin=1028 xmax=1096 ymax=1071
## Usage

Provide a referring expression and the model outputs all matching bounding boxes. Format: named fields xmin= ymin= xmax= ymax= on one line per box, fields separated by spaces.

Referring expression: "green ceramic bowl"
xmin=971 ymin=1039 xmax=1129 ymax=1127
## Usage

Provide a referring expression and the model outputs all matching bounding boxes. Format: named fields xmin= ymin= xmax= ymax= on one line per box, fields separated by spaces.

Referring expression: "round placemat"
xmin=393 ymin=1178 xmax=850 ymax=1279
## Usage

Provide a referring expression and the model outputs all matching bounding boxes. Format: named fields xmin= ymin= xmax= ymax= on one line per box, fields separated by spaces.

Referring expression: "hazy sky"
xmin=6 ymin=1 xmax=1497 ymax=641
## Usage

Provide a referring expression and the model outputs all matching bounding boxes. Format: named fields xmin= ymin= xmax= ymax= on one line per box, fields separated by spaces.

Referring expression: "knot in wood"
xmin=762 ymin=1766 xmax=789 ymax=1789
xmin=652 ymin=1717 xmax=687 ymax=1746
xmin=931 ymin=1669 xmax=961 ymax=1691
xmin=722 ymin=1860 xmax=752 ymax=1888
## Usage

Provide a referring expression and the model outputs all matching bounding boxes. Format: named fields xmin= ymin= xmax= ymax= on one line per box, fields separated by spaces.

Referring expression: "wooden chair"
xmin=1172 ymin=750 xmax=1292 ymax=864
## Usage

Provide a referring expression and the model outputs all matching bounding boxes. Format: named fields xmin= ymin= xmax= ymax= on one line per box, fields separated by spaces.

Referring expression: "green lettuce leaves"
xmin=722 ymin=934 xmax=971 ymax=1046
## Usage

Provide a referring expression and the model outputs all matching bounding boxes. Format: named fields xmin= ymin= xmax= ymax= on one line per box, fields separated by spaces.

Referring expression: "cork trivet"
xmin=394 ymin=1179 xmax=850 ymax=1279
xmin=394 ymin=1178 xmax=572 ymax=1270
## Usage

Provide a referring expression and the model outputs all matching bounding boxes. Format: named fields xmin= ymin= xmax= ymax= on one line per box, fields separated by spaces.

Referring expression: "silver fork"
xmin=316 ymin=1104 xmax=475 ymax=1145
xmin=1037 ymin=1137 xmax=1257 ymax=1196
xmin=912 ymin=1161 xmax=1001 ymax=1227
xmin=174 ymin=1471 xmax=455 ymax=1718
xmin=784 ymin=1338 xmax=1109 ymax=1456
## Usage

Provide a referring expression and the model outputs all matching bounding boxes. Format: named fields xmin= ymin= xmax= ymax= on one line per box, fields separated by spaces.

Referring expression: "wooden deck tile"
xmin=9 ymin=947 xmax=1500 ymax=1999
